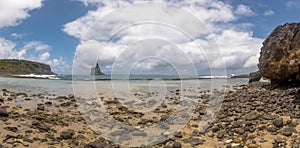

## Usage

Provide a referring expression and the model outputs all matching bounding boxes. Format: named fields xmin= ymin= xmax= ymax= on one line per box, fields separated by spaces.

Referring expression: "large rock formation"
xmin=90 ymin=63 xmax=104 ymax=75
xmin=0 ymin=59 xmax=54 ymax=75
xmin=258 ymin=23 xmax=300 ymax=86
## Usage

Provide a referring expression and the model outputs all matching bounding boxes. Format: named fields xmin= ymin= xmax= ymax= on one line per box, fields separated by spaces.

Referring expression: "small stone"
xmin=273 ymin=118 xmax=283 ymax=128
xmin=190 ymin=138 xmax=204 ymax=145
xmin=14 ymin=139 xmax=24 ymax=144
xmin=282 ymin=128 xmax=293 ymax=136
xmin=248 ymin=143 xmax=260 ymax=148
xmin=266 ymin=126 xmax=277 ymax=133
xmin=0 ymin=107 xmax=8 ymax=117
xmin=119 ymin=134 xmax=132 ymax=141
xmin=234 ymin=128 xmax=245 ymax=135
xmin=212 ymin=126 xmax=220 ymax=132
xmin=172 ymin=142 xmax=182 ymax=148
xmin=60 ymin=129 xmax=75 ymax=139
xmin=132 ymin=131 xmax=147 ymax=137
xmin=5 ymin=126 xmax=18 ymax=132
xmin=259 ymin=138 xmax=267 ymax=143
xmin=174 ymin=132 xmax=183 ymax=138
xmin=225 ymin=139 xmax=233 ymax=144
xmin=199 ymin=109 xmax=206 ymax=115
xmin=217 ymin=132 xmax=224 ymax=139
xmin=231 ymin=143 xmax=240 ymax=148
xmin=37 ymin=105 xmax=45 ymax=111
xmin=45 ymin=101 xmax=52 ymax=105
xmin=233 ymin=137 xmax=243 ymax=143
xmin=110 ymin=129 xmax=128 ymax=136
xmin=263 ymin=114 xmax=276 ymax=120
xmin=245 ymin=112 xmax=260 ymax=121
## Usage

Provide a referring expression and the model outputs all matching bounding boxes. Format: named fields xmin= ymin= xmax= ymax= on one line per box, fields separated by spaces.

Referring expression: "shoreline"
xmin=0 ymin=82 xmax=299 ymax=147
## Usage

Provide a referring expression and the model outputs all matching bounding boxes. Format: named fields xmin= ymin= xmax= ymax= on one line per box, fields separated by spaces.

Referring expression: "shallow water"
xmin=0 ymin=76 xmax=248 ymax=97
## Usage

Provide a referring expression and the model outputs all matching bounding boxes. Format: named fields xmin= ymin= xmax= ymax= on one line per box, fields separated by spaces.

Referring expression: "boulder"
xmin=249 ymin=71 xmax=262 ymax=83
xmin=258 ymin=23 xmax=300 ymax=86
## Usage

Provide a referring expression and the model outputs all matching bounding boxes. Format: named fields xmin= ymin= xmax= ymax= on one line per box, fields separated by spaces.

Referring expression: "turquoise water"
xmin=0 ymin=76 xmax=248 ymax=96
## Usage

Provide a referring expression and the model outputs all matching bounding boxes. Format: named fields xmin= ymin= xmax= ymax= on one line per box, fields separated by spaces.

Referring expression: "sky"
xmin=0 ymin=0 xmax=300 ymax=75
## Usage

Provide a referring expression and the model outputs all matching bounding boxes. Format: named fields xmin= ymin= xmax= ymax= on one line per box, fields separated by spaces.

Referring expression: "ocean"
xmin=0 ymin=75 xmax=249 ymax=97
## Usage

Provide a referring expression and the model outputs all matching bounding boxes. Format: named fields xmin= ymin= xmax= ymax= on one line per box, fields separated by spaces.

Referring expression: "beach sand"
xmin=0 ymin=83 xmax=299 ymax=148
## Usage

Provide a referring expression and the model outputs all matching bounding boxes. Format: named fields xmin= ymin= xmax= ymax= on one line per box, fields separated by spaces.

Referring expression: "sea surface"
xmin=0 ymin=75 xmax=248 ymax=97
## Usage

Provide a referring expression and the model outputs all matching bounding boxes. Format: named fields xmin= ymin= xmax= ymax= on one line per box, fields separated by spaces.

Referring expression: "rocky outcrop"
xmin=258 ymin=23 xmax=300 ymax=86
xmin=90 ymin=63 xmax=104 ymax=75
xmin=249 ymin=71 xmax=262 ymax=83
xmin=0 ymin=59 xmax=54 ymax=75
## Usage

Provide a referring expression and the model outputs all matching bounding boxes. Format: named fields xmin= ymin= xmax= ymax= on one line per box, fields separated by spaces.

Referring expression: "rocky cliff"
xmin=90 ymin=63 xmax=104 ymax=75
xmin=0 ymin=59 xmax=54 ymax=75
xmin=258 ymin=23 xmax=300 ymax=86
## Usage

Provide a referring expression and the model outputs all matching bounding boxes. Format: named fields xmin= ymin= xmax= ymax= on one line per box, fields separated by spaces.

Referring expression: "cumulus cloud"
xmin=0 ymin=0 xmax=44 ymax=28
xmin=235 ymin=4 xmax=255 ymax=16
xmin=0 ymin=38 xmax=67 ymax=73
xmin=264 ymin=9 xmax=275 ymax=16
xmin=65 ymin=0 xmax=263 ymax=75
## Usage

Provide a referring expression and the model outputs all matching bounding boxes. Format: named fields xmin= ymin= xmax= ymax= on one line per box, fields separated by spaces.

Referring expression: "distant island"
xmin=90 ymin=63 xmax=104 ymax=75
xmin=0 ymin=59 xmax=54 ymax=75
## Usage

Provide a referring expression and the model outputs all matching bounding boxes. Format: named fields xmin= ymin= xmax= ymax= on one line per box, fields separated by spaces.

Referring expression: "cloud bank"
xmin=65 ymin=0 xmax=263 ymax=75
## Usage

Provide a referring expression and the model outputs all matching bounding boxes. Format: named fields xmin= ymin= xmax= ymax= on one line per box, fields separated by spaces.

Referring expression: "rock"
xmin=85 ymin=138 xmax=114 ymax=148
xmin=37 ymin=104 xmax=45 ymax=111
xmin=245 ymin=112 xmax=260 ymax=121
xmin=212 ymin=126 xmax=220 ymax=132
xmin=248 ymin=143 xmax=260 ymax=148
xmin=262 ymin=114 xmax=276 ymax=120
xmin=5 ymin=126 xmax=18 ymax=132
xmin=172 ymin=142 xmax=182 ymax=148
xmin=273 ymin=118 xmax=283 ymax=128
xmin=132 ymin=131 xmax=147 ymax=137
xmin=119 ymin=134 xmax=132 ymax=141
xmin=282 ymin=128 xmax=293 ymax=136
xmin=90 ymin=63 xmax=104 ymax=75
xmin=110 ymin=129 xmax=128 ymax=136
xmin=0 ymin=59 xmax=55 ymax=75
xmin=249 ymin=71 xmax=262 ymax=83
xmin=258 ymin=23 xmax=300 ymax=86
xmin=217 ymin=132 xmax=224 ymax=139
xmin=174 ymin=132 xmax=183 ymax=138
xmin=0 ymin=107 xmax=8 ymax=117
xmin=60 ymin=129 xmax=75 ymax=139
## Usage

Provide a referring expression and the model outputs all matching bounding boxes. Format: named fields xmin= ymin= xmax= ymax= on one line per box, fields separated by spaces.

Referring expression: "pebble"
xmin=60 ymin=129 xmax=75 ymax=139
xmin=273 ymin=118 xmax=283 ymax=128
xmin=0 ymin=107 xmax=8 ymax=117
xmin=245 ymin=112 xmax=260 ymax=121
xmin=172 ymin=142 xmax=182 ymax=148
xmin=132 ymin=131 xmax=147 ymax=137
xmin=282 ymin=128 xmax=293 ymax=136
xmin=262 ymin=114 xmax=276 ymax=120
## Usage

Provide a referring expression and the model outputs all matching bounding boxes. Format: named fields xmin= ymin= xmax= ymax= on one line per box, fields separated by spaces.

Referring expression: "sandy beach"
xmin=0 ymin=80 xmax=299 ymax=148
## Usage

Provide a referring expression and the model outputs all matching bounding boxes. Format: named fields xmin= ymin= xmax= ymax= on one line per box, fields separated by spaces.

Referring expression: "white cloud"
xmin=11 ymin=33 xmax=25 ymax=39
xmin=66 ymin=0 xmax=264 ymax=75
xmin=0 ymin=38 xmax=67 ymax=74
xmin=264 ymin=9 xmax=274 ymax=16
xmin=235 ymin=4 xmax=255 ymax=16
xmin=286 ymin=1 xmax=300 ymax=10
xmin=0 ymin=0 xmax=44 ymax=28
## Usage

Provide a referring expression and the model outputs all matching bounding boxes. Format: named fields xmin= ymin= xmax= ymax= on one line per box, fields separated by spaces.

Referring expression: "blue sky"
xmin=0 ymin=0 xmax=300 ymax=75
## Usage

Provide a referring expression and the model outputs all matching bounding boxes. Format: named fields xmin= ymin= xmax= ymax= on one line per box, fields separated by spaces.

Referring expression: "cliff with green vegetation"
xmin=0 ymin=59 xmax=54 ymax=75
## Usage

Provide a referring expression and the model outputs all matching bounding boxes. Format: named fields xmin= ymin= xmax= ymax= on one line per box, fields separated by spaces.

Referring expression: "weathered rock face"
xmin=90 ymin=63 xmax=104 ymax=75
xmin=258 ymin=23 xmax=300 ymax=85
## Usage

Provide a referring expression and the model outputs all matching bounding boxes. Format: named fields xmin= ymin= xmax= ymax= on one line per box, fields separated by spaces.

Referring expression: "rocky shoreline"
xmin=0 ymin=83 xmax=299 ymax=148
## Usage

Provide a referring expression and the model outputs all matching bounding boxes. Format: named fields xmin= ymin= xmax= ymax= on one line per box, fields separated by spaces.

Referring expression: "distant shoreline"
xmin=0 ymin=74 xmax=249 ymax=81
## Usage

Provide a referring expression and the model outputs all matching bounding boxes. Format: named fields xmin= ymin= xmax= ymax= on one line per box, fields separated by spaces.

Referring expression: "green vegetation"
xmin=0 ymin=59 xmax=54 ymax=75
